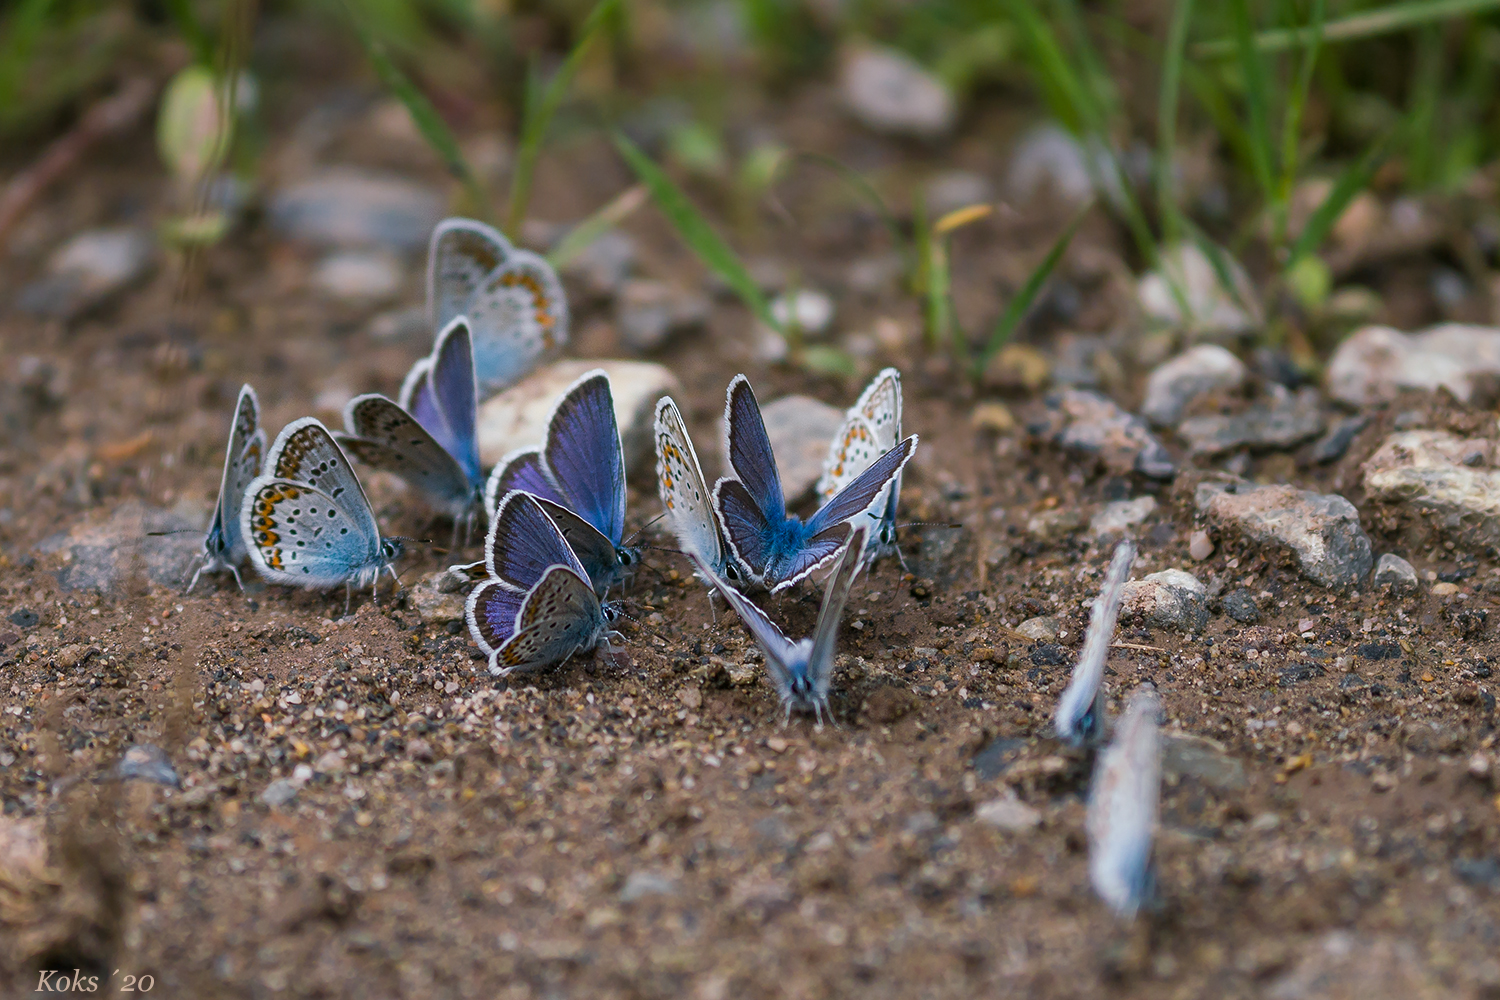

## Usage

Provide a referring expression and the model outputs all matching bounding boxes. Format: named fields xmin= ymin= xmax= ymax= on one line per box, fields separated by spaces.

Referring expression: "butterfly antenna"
xmin=146 ymin=528 xmax=199 ymax=537
xmin=624 ymin=512 xmax=666 ymax=546
xmin=894 ymin=521 xmax=963 ymax=531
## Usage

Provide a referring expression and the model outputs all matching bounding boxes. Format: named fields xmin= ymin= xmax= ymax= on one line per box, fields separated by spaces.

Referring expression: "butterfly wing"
xmin=397 ymin=356 xmax=454 ymax=454
xmin=466 ymin=252 xmax=568 ymax=396
xmin=465 ymin=578 xmax=527 ymax=658
xmin=483 ymin=490 xmax=587 ymax=591
xmin=654 ymin=397 xmax=728 ymax=574
xmin=1086 ymin=685 xmax=1161 ymax=917
xmin=713 ymin=478 xmax=774 ymax=585
xmin=242 ymin=478 xmax=384 ymax=589
xmin=484 ymin=448 xmax=567 ymax=516
xmin=540 ymin=370 xmax=626 ymax=547
xmin=264 ymin=418 xmax=381 ymax=544
xmin=428 ymin=218 xmax=511 ymax=332
xmin=532 ymin=498 xmax=625 ymax=597
xmin=336 ymin=395 xmax=476 ymax=518
xmin=1056 ymin=540 xmax=1137 ymax=745
xmin=722 ymin=375 xmax=786 ymax=523
xmin=215 ymin=384 xmax=265 ymax=563
xmin=429 ymin=317 xmax=482 ymax=484
xmin=806 ymin=435 xmax=917 ymax=535
xmin=688 ymin=553 xmax=801 ymax=702
xmin=490 ymin=565 xmax=607 ymax=675
xmin=806 ymin=526 xmax=867 ymax=702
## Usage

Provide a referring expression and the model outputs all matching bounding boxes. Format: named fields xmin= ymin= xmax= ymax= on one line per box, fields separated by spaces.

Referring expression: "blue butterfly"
xmin=188 ymin=383 xmax=266 ymax=591
xmin=242 ymin=418 xmax=405 ymax=601
xmin=818 ymin=367 xmax=906 ymax=569
xmin=335 ymin=317 xmax=484 ymax=527
xmin=654 ymin=395 xmax=745 ymax=587
xmin=480 ymin=370 xmax=637 ymax=596
xmin=1055 ymin=540 xmax=1136 ymax=746
xmin=1086 ymin=683 xmax=1161 ymax=918
xmin=712 ymin=374 xmax=917 ymax=592
xmin=465 ymin=490 xmax=623 ymax=676
xmin=428 ymin=218 xmax=567 ymax=397
xmin=690 ymin=525 xmax=866 ymax=726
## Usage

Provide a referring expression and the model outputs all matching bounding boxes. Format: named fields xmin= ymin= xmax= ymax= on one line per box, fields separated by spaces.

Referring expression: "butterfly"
xmin=690 ymin=524 xmax=867 ymax=726
xmin=1055 ymin=540 xmax=1137 ymax=746
xmin=241 ymin=418 xmax=405 ymax=600
xmin=187 ymin=383 xmax=266 ymax=591
xmin=477 ymin=369 xmax=637 ymax=596
xmin=818 ymin=367 xmax=905 ymax=569
xmin=1086 ymin=683 xmax=1161 ymax=918
xmin=428 ymin=218 xmax=567 ymax=397
xmin=465 ymin=489 xmax=623 ymax=676
xmin=654 ymin=396 xmax=744 ymax=589
xmin=335 ymin=316 xmax=484 ymax=527
xmin=713 ymin=374 xmax=917 ymax=592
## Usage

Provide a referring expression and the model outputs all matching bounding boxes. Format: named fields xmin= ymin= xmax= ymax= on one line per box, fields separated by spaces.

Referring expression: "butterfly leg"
xmin=183 ymin=561 xmax=206 ymax=595
xmin=229 ymin=564 xmax=246 ymax=592
xmin=343 ymin=582 xmax=353 ymax=618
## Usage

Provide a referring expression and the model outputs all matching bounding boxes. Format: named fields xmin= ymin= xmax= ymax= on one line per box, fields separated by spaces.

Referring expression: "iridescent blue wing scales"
xmin=483 ymin=490 xmax=588 ymax=591
xmin=542 ymin=371 xmax=626 ymax=548
xmin=486 ymin=565 xmax=608 ymax=676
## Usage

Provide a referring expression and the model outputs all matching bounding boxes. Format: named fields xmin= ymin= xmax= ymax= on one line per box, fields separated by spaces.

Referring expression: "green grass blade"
xmin=613 ymin=130 xmax=779 ymax=335
xmin=0 ymin=0 xmax=57 ymax=114
xmin=505 ymin=0 xmax=619 ymax=241
xmin=976 ymin=203 xmax=1089 ymax=376
xmin=1278 ymin=0 xmax=1325 ymax=206
xmin=546 ymin=183 xmax=646 ymax=270
xmin=1195 ymin=0 xmax=1500 ymax=56
xmin=1229 ymin=0 xmax=1275 ymax=200
xmin=345 ymin=0 xmax=489 ymax=218
xmin=1179 ymin=215 xmax=1259 ymax=320
xmin=1404 ymin=23 xmax=1443 ymax=188
xmin=1285 ymin=136 xmax=1388 ymax=267
xmin=163 ymin=0 xmax=215 ymax=66
xmin=1156 ymin=0 xmax=1196 ymax=248
xmin=1006 ymin=0 xmax=1102 ymax=135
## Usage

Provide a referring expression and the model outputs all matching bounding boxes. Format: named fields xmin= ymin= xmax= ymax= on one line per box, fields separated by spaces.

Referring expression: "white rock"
xmin=268 ymin=168 xmax=443 ymax=250
xmin=408 ymin=571 xmax=467 ymax=622
xmin=476 ymin=359 xmax=681 ymax=474
xmin=924 ymin=170 xmax=993 ymax=217
xmin=1198 ymin=481 xmax=1372 ymax=590
xmin=976 ymin=793 xmax=1041 ymax=832
xmin=1140 ymin=344 xmax=1248 ymax=427
xmin=1138 ymin=243 xmax=1261 ymax=339
xmin=312 ymin=250 xmax=403 ymax=303
xmin=1120 ymin=569 xmax=1207 ymax=631
xmin=770 ymin=289 xmax=835 ymax=337
xmin=1090 ymin=496 xmax=1157 ymax=537
xmin=1188 ymin=529 xmax=1214 ymax=561
xmin=1325 ymin=324 xmax=1500 ymax=407
xmin=1372 ymin=553 xmax=1418 ymax=593
xmin=1362 ymin=430 xmax=1500 ymax=546
xmin=839 ymin=45 xmax=956 ymax=139
xmin=1016 ymin=616 xmax=1059 ymax=642
xmin=1006 ymin=124 xmax=1109 ymax=205
xmin=18 ymin=228 xmax=156 ymax=319
xmin=752 ymin=395 xmax=846 ymax=503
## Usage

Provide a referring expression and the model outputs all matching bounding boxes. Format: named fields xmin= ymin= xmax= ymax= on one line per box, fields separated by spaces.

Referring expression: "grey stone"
xmin=839 ymin=45 xmax=956 ymax=138
xmin=560 ymin=229 xmax=637 ymax=298
xmin=1015 ymin=616 xmax=1059 ymax=642
xmin=1162 ymin=734 xmax=1246 ymax=792
xmin=268 ymin=168 xmax=443 ymax=251
xmin=757 ymin=395 xmax=846 ymax=503
xmin=1175 ymin=385 xmax=1325 ymax=456
xmin=1138 ymin=243 xmax=1261 ymax=339
xmin=1006 ymin=124 xmax=1108 ymax=205
xmin=1310 ymin=414 xmax=1369 ymax=464
xmin=1373 ymin=553 xmax=1419 ymax=594
xmin=1221 ymin=588 xmax=1260 ymax=623
xmin=18 ymin=228 xmax=155 ymax=320
xmin=1090 ymin=496 xmax=1157 ymax=537
xmin=1025 ymin=507 xmax=1088 ymax=541
xmin=1032 ymin=389 xmax=1175 ymax=479
xmin=615 ymin=279 xmax=710 ymax=353
xmin=769 ymin=289 xmax=834 ymax=338
xmin=619 ymin=870 xmax=679 ymax=902
xmin=1140 ymin=344 xmax=1248 ymax=427
xmin=35 ymin=501 xmax=204 ymax=593
xmin=1325 ymin=323 xmax=1500 ymax=407
xmin=974 ymin=794 xmax=1041 ymax=832
xmin=260 ymin=779 xmax=299 ymax=808
xmin=1267 ymin=931 xmax=1438 ymax=1000
xmin=476 ymin=359 xmax=682 ymax=474
xmin=312 ymin=250 xmax=403 ymax=303
xmin=845 ymin=254 xmax=905 ymax=297
xmin=114 ymin=744 xmax=179 ymax=788
xmin=1361 ymin=430 xmax=1500 ymax=546
xmin=1198 ymin=481 xmax=1373 ymax=590
xmin=923 ymin=170 xmax=993 ymax=217
xmin=1120 ymin=569 xmax=1208 ymax=631
xmin=408 ymin=571 xmax=467 ymax=623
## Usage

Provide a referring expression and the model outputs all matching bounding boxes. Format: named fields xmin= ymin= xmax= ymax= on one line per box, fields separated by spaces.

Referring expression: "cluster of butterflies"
xmin=186 ymin=217 xmax=918 ymax=723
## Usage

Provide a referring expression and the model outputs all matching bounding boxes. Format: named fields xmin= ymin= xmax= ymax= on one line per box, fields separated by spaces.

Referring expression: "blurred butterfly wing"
xmin=485 ymin=448 xmax=566 ymax=516
xmin=466 ymin=578 xmax=526 ymax=658
xmin=397 ymin=356 xmax=457 ymax=457
xmin=723 ymin=376 xmax=785 ymax=522
xmin=689 ymin=553 xmax=799 ymax=700
xmin=430 ymin=317 xmax=482 ymax=484
xmin=242 ymin=478 xmax=384 ymax=589
xmin=654 ymin=397 xmax=727 ymax=573
xmin=466 ymin=252 xmax=568 ymax=395
xmin=337 ymin=395 xmax=475 ymax=516
xmin=484 ymin=490 xmax=587 ymax=591
xmin=264 ymin=418 xmax=380 ymax=543
xmin=854 ymin=367 xmax=902 ymax=450
xmin=532 ymin=497 xmax=623 ymax=596
xmin=428 ymin=218 xmax=511 ymax=331
xmin=1056 ymin=540 xmax=1137 ymax=745
xmin=713 ymin=478 xmax=773 ymax=584
xmin=1086 ymin=686 xmax=1161 ymax=917
xmin=542 ymin=370 xmax=626 ymax=547
xmin=817 ymin=414 xmax=882 ymax=504
xmin=806 ymin=526 xmax=866 ymax=699
xmin=767 ymin=522 xmax=851 ymax=594
xmin=806 ymin=435 xmax=916 ymax=535
xmin=217 ymin=385 xmax=265 ymax=562
xmin=491 ymin=565 xmax=606 ymax=675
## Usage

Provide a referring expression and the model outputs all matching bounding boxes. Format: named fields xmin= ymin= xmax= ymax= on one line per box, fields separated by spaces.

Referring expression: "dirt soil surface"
xmin=1 ymin=85 xmax=1499 ymax=1000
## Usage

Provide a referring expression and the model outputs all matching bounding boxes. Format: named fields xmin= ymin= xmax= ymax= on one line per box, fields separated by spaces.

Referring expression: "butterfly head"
xmin=380 ymin=537 xmax=407 ymax=563
xmin=615 ymin=545 xmax=639 ymax=569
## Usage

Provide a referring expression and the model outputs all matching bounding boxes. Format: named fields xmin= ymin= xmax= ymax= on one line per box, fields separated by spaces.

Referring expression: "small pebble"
xmin=1188 ymin=530 xmax=1214 ymax=561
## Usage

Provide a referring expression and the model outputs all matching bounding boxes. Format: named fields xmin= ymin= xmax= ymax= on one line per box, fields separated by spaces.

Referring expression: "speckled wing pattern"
xmin=1086 ymin=684 xmax=1161 ymax=918
xmin=427 ymin=217 xmax=567 ymax=397
xmin=481 ymin=489 xmax=589 ymax=592
xmin=819 ymin=368 xmax=903 ymax=564
xmin=337 ymin=396 xmax=477 ymax=519
xmin=654 ymin=396 xmax=732 ymax=578
xmin=485 ymin=565 xmax=610 ymax=676
xmin=191 ymin=383 xmax=265 ymax=590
